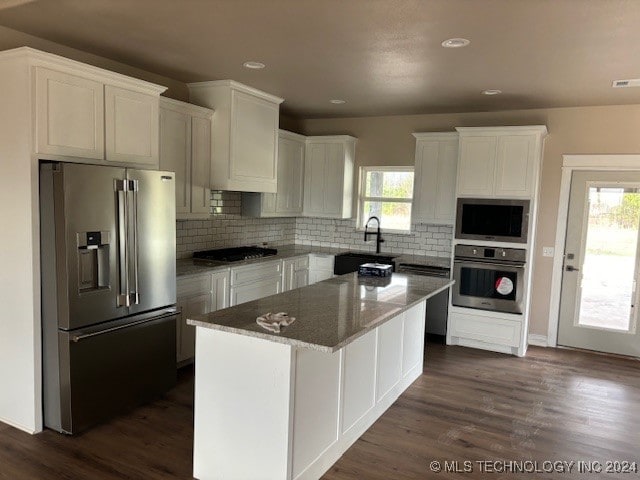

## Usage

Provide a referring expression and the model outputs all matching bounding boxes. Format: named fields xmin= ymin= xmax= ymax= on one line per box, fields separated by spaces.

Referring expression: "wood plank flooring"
xmin=1 ymin=344 xmax=639 ymax=479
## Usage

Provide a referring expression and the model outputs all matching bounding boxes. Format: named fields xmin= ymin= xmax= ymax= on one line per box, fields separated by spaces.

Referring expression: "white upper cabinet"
xmin=104 ymin=86 xmax=159 ymax=166
xmin=159 ymin=97 xmax=213 ymax=219
xmin=242 ymin=129 xmax=306 ymax=217
xmin=35 ymin=67 xmax=105 ymax=160
xmin=32 ymin=52 xmax=166 ymax=168
xmin=303 ymin=136 xmax=356 ymax=219
xmin=187 ymin=80 xmax=284 ymax=193
xmin=455 ymin=126 xmax=547 ymax=198
xmin=411 ymin=132 xmax=458 ymax=225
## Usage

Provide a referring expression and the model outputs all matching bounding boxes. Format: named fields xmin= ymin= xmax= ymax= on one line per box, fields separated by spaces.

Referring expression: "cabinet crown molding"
xmin=187 ymin=79 xmax=284 ymax=105
xmin=305 ymin=135 xmax=357 ymax=145
xmin=278 ymin=129 xmax=307 ymax=142
xmin=412 ymin=132 xmax=458 ymax=140
xmin=160 ymin=96 xmax=214 ymax=118
xmin=455 ymin=125 xmax=548 ymax=136
xmin=0 ymin=46 xmax=167 ymax=95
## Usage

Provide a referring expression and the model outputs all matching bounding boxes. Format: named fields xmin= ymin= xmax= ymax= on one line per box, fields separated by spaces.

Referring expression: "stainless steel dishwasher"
xmin=397 ymin=263 xmax=450 ymax=336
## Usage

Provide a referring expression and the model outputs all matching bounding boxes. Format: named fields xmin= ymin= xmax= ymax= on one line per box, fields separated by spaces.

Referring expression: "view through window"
xmin=578 ymin=186 xmax=640 ymax=331
xmin=359 ymin=167 xmax=414 ymax=232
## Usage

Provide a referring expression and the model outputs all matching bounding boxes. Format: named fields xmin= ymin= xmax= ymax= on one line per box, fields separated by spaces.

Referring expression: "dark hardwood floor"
xmin=1 ymin=344 xmax=639 ymax=479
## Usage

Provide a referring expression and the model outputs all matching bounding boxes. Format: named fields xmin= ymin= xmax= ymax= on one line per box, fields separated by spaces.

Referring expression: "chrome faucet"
xmin=364 ymin=216 xmax=384 ymax=254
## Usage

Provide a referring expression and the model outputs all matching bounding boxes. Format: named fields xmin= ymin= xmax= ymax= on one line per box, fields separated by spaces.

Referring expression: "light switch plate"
xmin=542 ymin=246 xmax=555 ymax=257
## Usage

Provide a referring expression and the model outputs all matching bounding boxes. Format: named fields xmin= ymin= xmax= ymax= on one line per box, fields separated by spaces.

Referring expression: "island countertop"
xmin=187 ymin=272 xmax=454 ymax=353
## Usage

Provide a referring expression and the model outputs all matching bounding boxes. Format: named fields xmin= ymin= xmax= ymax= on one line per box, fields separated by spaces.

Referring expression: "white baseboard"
xmin=527 ymin=334 xmax=548 ymax=347
xmin=0 ymin=414 xmax=39 ymax=434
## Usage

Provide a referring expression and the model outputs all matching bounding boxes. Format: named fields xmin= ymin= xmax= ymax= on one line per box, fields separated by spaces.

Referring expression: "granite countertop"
xmin=176 ymin=244 xmax=450 ymax=277
xmin=187 ymin=272 xmax=454 ymax=353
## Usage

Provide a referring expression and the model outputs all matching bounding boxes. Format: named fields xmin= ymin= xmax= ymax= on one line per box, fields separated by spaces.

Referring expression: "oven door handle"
xmin=454 ymin=259 xmax=525 ymax=269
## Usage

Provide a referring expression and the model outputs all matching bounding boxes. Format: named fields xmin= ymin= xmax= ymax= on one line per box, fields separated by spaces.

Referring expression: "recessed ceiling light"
xmin=243 ymin=61 xmax=265 ymax=69
xmin=612 ymin=79 xmax=640 ymax=88
xmin=441 ymin=38 xmax=470 ymax=48
xmin=330 ymin=99 xmax=346 ymax=104
xmin=482 ymin=89 xmax=502 ymax=95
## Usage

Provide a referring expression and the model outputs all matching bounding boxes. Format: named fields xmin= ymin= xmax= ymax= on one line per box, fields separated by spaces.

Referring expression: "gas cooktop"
xmin=193 ymin=246 xmax=278 ymax=263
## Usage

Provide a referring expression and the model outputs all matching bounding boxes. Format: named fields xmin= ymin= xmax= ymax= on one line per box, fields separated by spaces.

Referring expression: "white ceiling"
xmin=1 ymin=0 xmax=640 ymax=118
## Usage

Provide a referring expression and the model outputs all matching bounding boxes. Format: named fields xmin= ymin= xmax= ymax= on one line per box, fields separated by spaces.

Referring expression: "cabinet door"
xmin=494 ymin=135 xmax=536 ymax=197
xmin=433 ymin=141 xmax=458 ymax=222
xmin=230 ymin=90 xmax=279 ymax=191
xmin=293 ymin=269 xmax=309 ymax=290
xmin=304 ymin=143 xmax=326 ymax=216
xmin=230 ymin=276 xmax=281 ymax=306
xmin=211 ymin=270 xmax=230 ymax=310
xmin=35 ymin=67 xmax=104 ymax=159
xmin=276 ymin=136 xmax=305 ymax=215
xmin=159 ymin=107 xmax=191 ymax=214
xmin=292 ymin=348 xmax=341 ymax=478
xmin=191 ymin=116 xmax=212 ymax=214
xmin=342 ymin=329 xmax=376 ymax=433
xmin=457 ymin=136 xmax=496 ymax=196
xmin=323 ymin=143 xmax=345 ymax=217
xmin=402 ymin=302 xmax=425 ymax=377
xmin=376 ymin=314 xmax=403 ymax=401
xmin=412 ymin=140 xmax=439 ymax=223
xmin=282 ymin=259 xmax=296 ymax=292
xmin=261 ymin=193 xmax=277 ymax=216
xmin=105 ymin=85 xmax=159 ymax=167
xmin=178 ymin=293 xmax=212 ymax=363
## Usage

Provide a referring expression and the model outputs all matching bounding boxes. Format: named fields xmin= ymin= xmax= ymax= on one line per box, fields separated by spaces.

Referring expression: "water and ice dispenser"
xmin=76 ymin=231 xmax=110 ymax=293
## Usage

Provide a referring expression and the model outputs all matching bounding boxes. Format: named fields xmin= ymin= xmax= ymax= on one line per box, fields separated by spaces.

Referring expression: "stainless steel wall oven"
xmin=452 ymin=244 xmax=526 ymax=314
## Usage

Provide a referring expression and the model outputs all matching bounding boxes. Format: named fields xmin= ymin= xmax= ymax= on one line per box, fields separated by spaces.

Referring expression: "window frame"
xmin=357 ymin=166 xmax=415 ymax=234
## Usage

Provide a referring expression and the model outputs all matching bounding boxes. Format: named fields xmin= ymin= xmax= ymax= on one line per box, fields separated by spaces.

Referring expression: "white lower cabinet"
xmin=176 ymin=270 xmax=229 ymax=363
xmin=292 ymin=348 xmax=341 ymax=479
xmin=308 ymin=253 xmax=335 ymax=284
xmin=230 ymin=260 xmax=282 ymax=306
xmin=376 ymin=314 xmax=404 ymax=402
xmin=341 ymin=329 xmax=377 ymax=433
xmin=192 ymin=299 xmax=428 ymax=480
xmin=402 ymin=302 xmax=427 ymax=376
xmin=283 ymin=255 xmax=310 ymax=292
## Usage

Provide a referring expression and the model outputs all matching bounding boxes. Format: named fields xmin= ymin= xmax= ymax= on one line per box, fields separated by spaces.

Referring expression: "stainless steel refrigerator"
xmin=40 ymin=162 xmax=178 ymax=434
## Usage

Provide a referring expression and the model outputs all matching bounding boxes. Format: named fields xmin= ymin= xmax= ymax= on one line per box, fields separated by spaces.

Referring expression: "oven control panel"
xmin=454 ymin=244 xmax=526 ymax=263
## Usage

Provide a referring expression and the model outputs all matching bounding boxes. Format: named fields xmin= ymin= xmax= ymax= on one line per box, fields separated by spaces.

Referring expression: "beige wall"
xmin=299 ymin=104 xmax=640 ymax=337
xmin=0 ymin=25 xmax=189 ymax=100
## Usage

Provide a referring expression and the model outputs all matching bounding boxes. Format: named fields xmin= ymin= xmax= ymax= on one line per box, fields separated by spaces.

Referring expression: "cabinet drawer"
xmin=449 ymin=312 xmax=522 ymax=347
xmin=177 ymin=274 xmax=213 ymax=297
xmin=309 ymin=254 xmax=334 ymax=271
xmin=231 ymin=260 xmax=282 ymax=286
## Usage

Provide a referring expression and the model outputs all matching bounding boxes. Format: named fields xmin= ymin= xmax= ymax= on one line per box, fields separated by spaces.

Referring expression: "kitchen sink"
xmin=334 ymin=252 xmax=397 ymax=275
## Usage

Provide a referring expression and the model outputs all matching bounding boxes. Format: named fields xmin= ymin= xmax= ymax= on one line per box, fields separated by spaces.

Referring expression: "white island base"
xmin=193 ymin=300 xmax=427 ymax=480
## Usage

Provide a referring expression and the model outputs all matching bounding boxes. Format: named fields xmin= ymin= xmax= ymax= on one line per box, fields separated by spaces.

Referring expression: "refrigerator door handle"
xmin=130 ymin=179 xmax=140 ymax=305
xmin=115 ymin=179 xmax=131 ymax=307
xmin=70 ymin=310 xmax=177 ymax=342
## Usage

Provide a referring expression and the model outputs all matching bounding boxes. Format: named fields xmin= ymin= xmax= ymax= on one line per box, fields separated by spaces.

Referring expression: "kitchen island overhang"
xmin=188 ymin=272 xmax=454 ymax=480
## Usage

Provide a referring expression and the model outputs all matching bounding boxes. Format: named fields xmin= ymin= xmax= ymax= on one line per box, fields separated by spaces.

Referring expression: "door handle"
xmin=129 ymin=179 xmax=140 ymax=305
xmin=115 ymin=180 xmax=130 ymax=307
xmin=565 ymin=265 xmax=580 ymax=272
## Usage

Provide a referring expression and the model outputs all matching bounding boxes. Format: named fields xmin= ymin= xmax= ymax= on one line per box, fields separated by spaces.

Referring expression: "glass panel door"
xmin=577 ymin=186 xmax=640 ymax=332
xmin=558 ymin=171 xmax=640 ymax=357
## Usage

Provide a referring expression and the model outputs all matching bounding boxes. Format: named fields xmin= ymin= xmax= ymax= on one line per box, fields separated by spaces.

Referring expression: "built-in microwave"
xmin=455 ymin=198 xmax=530 ymax=244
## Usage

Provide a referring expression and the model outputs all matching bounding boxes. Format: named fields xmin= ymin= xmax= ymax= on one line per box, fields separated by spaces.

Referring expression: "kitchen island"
xmin=187 ymin=272 xmax=453 ymax=480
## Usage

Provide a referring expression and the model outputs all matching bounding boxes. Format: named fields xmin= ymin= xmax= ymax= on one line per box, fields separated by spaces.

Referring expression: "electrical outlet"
xmin=542 ymin=246 xmax=555 ymax=257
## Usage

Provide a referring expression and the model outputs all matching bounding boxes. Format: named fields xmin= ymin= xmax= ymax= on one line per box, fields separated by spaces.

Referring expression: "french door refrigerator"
xmin=40 ymin=162 xmax=178 ymax=434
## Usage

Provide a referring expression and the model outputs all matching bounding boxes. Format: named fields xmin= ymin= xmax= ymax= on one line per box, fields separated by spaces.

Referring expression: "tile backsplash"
xmin=295 ymin=218 xmax=452 ymax=257
xmin=176 ymin=191 xmax=452 ymax=259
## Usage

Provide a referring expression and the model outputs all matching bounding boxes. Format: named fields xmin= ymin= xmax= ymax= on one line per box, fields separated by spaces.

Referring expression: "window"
xmin=358 ymin=167 xmax=414 ymax=232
